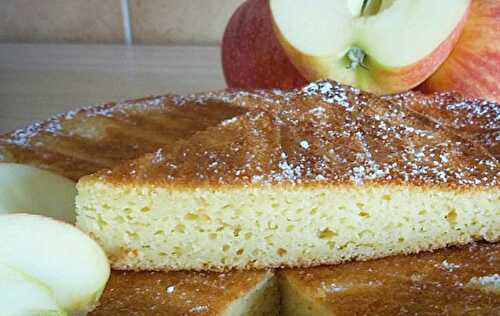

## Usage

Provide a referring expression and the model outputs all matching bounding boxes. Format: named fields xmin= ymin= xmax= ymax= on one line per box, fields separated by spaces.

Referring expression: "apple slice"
xmin=0 ymin=263 xmax=66 ymax=316
xmin=0 ymin=163 xmax=77 ymax=223
xmin=0 ymin=214 xmax=110 ymax=315
xmin=270 ymin=0 xmax=470 ymax=94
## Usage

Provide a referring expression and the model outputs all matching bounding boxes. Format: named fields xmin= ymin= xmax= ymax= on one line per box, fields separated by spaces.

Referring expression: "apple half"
xmin=0 ymin=263 xmax=66 ymax=316
xmin=419 ymin=0 xmax=500 ymax=102
xmin=0 ymin=214 xmax=110 ymax=315
xmin=270 ymin=0 xmax=470 ymax=94
xmin=0 ymin=163 xmax=77 ymax=223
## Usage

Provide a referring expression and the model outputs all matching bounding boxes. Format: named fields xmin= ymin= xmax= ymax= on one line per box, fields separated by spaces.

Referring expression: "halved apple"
xmin=269 ymin=0 xmax=470 ymax=94
xmin=0 ymin=163 xmax=77 ymax=223
xmin=0 ymin=214 xmax=110 ymax=315
xmin=0 ymin=263 xmax=66 ymax=316
xmin=419 ymin=0 xmax=500 ymax=102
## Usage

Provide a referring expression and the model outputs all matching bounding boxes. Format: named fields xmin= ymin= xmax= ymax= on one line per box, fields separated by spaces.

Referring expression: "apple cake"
xmin=91 ymin=269 xmax=278 ymax=316
xmin=1 ymin=80 xmax=498 ymax=313
xmin=281 ymin=242 xmax=499 ymax=315
xmin=74 ymin=81 xmax=499 ymax=271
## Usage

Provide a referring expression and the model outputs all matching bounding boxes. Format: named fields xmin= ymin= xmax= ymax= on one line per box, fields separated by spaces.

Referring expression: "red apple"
xmin=419 ymin=0 xmax=500 ymax=102
xmin=222 ymin=0 xmax=307 ymax=90
xmin=222 ymin=0 xmax=470 ymax=95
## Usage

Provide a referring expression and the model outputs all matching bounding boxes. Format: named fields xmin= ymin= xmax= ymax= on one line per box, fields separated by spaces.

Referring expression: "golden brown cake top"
xmin=1 ymin=80 xmax=498 ymax=186
xmin=283 ymin=242 xmax=500 ymax=315
xmin=0 ymin=95 xmax=249 ymax=180
xmin=385 ymin=90 xmax=499 ymax=159
xmin=91 ymin=81 xmax=498 ymax=188
xmin=91 ymin=269 xmax=271 ymax=315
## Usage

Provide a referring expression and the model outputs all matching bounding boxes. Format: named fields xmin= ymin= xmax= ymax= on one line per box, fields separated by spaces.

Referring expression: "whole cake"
xmin=75 ymin=81 xmax=499 ymax=271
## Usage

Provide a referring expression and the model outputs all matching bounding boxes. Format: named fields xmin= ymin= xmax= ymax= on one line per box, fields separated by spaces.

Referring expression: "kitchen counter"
xmin=0 ymin=43 xmax=225 ymax=133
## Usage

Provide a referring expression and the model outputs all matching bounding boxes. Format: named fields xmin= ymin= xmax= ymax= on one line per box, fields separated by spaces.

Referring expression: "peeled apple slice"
xmin=0 ymin=163 xmax=77 ymax=223
xmin=0 ymin=214 xmax=110 ymax=315
xmin=0 ymin=263 xmax=66 ymax=316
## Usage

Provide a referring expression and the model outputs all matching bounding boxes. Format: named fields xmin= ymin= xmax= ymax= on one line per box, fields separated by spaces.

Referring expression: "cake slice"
xmin=0 ymin=92 xmax=279 ymax=316
xmin=281 ymin=242 xmax=499 ymax=315
xmin=91 ymin=270 xmax=278 ymax=315
xmin=76 ymin=81 xmax=499 ymax=271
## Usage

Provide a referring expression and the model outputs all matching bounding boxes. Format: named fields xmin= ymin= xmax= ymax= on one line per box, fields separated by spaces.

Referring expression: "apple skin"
xmin=222 ymin=0 xmax=307 ymax=89
xmin=419 ymin=0 xmax=500 ymax=102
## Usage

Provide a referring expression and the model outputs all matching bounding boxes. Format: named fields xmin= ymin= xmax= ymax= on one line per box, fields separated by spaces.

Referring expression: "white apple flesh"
xmin=0 ymin=214 xmax=110 ymax=315
xmin=0 ymin=163 xmax=77 ymax=223
xmin=0 ymin=263 xmax=66 ymax=316
xmin=270 ymin=0 xmax=470 ymax=94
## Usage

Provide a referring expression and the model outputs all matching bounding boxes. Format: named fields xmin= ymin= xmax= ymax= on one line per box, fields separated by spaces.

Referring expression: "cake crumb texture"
xmin=77 ymin=182 xmax=498 ymax=271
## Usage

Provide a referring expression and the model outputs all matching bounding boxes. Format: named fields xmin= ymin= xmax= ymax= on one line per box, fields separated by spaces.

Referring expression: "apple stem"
xmin=356 ymin=0 xmax=382 ymax=17
xmin=360 ymin=0 xmax=370 ymax=16
xmin=346 ymin=47 xmax=368 ymax=70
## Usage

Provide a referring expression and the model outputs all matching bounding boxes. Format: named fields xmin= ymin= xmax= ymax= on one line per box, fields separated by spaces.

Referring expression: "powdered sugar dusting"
xmin=446 ymin=99 xmax=499 ymax=130
xmin=300 ymin=140 xmax=310 ymax=150
xmin=2 ymin=80 xmax=498 ymax=188
xmin=437 ymin=260 xmax=461 ymax=271
xmin=115 ymin=80 xmax=500 ymax=187
xmin=385 ymin=90 xmax=500 ymax=158
xmin=302 ymin=81 xmax=355 ymax=111
xmin=188 ymin=305 xmax=208 ymax=313
xmin=152 ymin=148 xmax=165 ymax=164
xmin=165 ymin=285 xmax=175 ymax=294
xmin=3 ymin=95 xmax=168 ymax=147
xmin=274 ymin=152 xmax=302 ymax=182
xmin=6 ymin=123 xmax=43 ymax=146
xmin=321 ymin=281 xmax=346 ymax=293
xmin=221 ymin=117 xmax=238 ymax=126
xmin=467 ymin=274 xmax=500 ymax=294
xmin=469 ymin=274 xmax=500 ymax=286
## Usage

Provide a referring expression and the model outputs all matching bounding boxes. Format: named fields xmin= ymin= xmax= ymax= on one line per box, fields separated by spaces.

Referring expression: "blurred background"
xmin=0 ymin=0 xmax=244 ymax=45
xmin=0 ymin=0 xmax=247 ymax=132
xmin=1 ymin=0 xmax=497 ymax=133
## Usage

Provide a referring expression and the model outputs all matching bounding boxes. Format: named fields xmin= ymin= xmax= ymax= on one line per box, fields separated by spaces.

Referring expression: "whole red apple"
xmin=222 ymin=0 xmax=307 ymax=90
xmin=419 ymin=0 xmax=500 ymax=102
xmin=222 ymin=0 xmax=470 ymax=95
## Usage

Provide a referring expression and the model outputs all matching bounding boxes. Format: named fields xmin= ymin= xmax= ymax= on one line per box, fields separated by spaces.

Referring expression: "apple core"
xmin=346 ymin=47 xmax=368 ymax=70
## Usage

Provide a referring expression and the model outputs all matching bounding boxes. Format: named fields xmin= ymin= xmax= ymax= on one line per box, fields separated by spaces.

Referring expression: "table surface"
xmin=0 ymin=43 xmax=225 ymax=133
